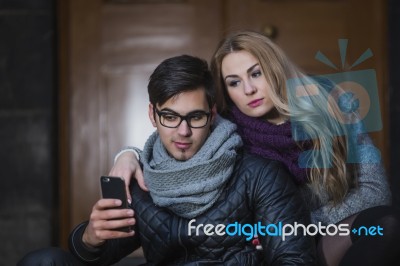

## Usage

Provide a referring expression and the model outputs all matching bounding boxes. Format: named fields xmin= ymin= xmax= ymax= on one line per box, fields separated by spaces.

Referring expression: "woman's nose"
xmin=243 ymin=80 xmax=257 ymax=95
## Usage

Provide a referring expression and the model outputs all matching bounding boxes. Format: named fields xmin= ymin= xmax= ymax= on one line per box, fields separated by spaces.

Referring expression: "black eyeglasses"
xmin=154 ymin=107 xmax=211 ymax=128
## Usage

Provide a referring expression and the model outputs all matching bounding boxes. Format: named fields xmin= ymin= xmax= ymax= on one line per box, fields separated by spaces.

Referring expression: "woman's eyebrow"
xmin=224 ymin=63 xmax=259 ymax=81
xmin=247 ymin=63 xmax=260 ymax=73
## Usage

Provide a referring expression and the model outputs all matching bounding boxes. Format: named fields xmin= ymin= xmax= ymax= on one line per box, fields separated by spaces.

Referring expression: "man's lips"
xmin=248 ymin=98 xmax=263 ymax=108
xmin=174 ymin=141 xmax=191 ymax=149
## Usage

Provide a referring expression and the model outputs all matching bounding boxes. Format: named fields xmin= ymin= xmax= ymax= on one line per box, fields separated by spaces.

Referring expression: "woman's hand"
xmin=109 ymin=151 xmax=148 ymax=203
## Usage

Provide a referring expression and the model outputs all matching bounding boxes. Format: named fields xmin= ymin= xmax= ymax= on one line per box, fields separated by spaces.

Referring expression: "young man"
xmin=19 ymin=55 xmax=315 ymax=265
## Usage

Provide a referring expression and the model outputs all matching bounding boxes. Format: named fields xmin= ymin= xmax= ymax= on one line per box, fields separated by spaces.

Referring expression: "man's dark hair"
xmin=148 ymin=55 xmax=215 ymax=108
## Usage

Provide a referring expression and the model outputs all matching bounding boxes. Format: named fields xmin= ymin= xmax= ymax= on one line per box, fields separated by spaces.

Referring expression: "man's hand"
xmin=109 ymin=151 xmax=148 ymax=203
xmin=82 ymin=199 xmax=136 ymax=248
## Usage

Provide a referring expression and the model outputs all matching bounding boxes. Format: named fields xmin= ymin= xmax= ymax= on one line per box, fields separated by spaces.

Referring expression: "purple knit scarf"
xmin=230 ymin=106 xmax=308 ymax=184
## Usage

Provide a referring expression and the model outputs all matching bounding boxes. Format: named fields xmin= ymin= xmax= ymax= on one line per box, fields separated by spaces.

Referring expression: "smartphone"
xmin=100 ymin=176 xmax=131 ymax=232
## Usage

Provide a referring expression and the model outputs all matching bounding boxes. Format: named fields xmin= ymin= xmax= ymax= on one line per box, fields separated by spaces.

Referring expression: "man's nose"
xmin=177 ymin=119 xmax=192 ymax=136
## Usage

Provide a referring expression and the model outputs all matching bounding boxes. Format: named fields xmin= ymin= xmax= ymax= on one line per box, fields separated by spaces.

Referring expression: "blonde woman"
xmin=112 ymin=31 xmax=399 ymax=265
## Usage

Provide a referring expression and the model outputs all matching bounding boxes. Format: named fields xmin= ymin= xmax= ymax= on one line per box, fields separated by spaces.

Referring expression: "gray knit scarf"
xmin=139 ymin=115 xmax=242 ymax=219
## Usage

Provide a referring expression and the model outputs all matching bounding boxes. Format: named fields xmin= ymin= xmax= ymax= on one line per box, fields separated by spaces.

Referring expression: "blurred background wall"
xmin=0 ymin=0 xmax=57 ymax=264
xmin=0 ymin=0 xmax=398 ymax=264
xmin=389 ymin=0 xmax=400 ymax=215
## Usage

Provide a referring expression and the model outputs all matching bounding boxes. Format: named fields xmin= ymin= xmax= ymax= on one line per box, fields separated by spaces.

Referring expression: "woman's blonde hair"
xmin=211 ymin=31 xmax=355 ymax=204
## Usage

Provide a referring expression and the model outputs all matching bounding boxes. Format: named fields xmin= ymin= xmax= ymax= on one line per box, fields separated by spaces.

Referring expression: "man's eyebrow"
xmin=159 ymin=108 xmax=208 ymax=115
xmin=158 ymin=108 xmax=178 ymax=114
xmin=224 ymin=63 xmax=259 ymax=81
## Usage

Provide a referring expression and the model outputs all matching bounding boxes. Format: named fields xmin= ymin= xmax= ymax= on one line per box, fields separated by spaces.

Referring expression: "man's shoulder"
xmin=233 ymin=151 xmax=291 ymax=185
xmin=234 ymin=152 xmax=298 ymax=199
xmin=239 ymin=151 xmax=285 ymax=170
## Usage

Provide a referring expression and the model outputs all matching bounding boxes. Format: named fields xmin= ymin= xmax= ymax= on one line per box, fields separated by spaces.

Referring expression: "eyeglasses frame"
xmin=153 ymin=107 xmax=211 ymax=128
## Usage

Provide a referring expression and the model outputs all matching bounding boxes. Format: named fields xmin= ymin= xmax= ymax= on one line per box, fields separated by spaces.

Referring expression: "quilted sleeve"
xmin=252 ymin=159 xmax=317 ymax=266
xmin=69 ymin=221 xmax=141 ymax=265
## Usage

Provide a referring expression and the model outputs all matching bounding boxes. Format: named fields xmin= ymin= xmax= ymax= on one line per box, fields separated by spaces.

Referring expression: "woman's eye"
xmin=227 ymin=80 xmax=240 ymax=87
xmin=252 ymin=70 xmax=262 ymax=78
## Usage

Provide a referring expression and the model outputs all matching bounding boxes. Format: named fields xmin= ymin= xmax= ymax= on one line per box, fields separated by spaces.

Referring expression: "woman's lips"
xmin=248 ymin=98 xmax=263 ymax=108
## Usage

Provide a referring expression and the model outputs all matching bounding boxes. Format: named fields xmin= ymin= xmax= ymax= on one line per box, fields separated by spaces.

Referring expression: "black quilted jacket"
xmin=69 ymin=152 xmax=316 ymax=265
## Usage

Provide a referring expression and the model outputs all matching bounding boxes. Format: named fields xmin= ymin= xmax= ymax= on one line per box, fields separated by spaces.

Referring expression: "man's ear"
xmin=210 ymin=104 xmax=218 ymax=124
xmin=148 ymin=103 xmax=157 ymax=127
